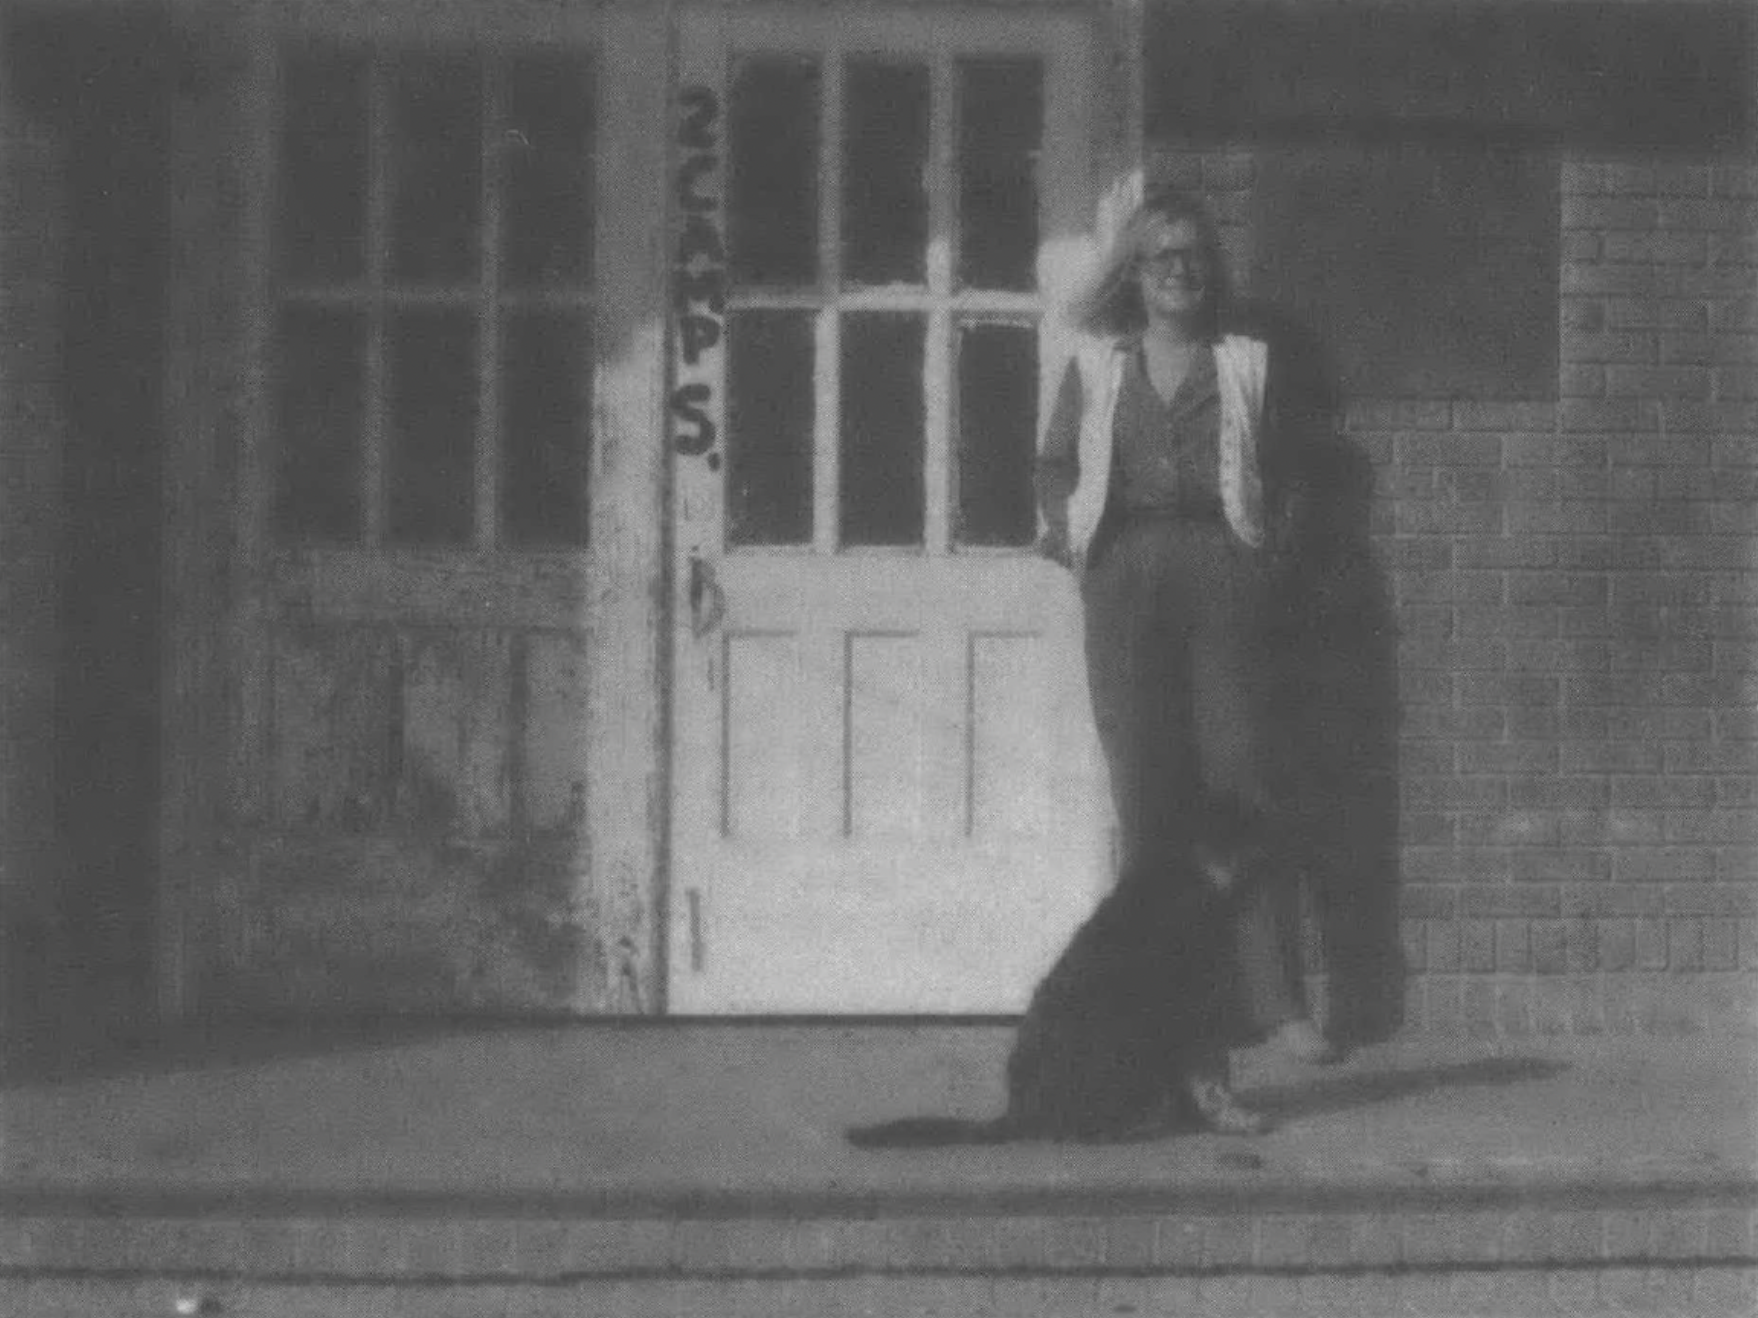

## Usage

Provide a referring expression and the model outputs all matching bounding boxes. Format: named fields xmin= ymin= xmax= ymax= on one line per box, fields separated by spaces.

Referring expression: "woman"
xmin=1035 ymin=185 xmax=1337 ymax=1136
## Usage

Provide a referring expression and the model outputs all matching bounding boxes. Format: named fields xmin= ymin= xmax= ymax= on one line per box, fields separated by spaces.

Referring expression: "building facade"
xmin=0 ymin=0 xmax=1751 ymax=1046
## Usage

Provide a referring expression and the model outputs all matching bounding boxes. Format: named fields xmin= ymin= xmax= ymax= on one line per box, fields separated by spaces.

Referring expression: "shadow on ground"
xmin=1246 ymin=1055 xmax=1571 ymax=1122
xmin=0 ymin=1012 xmax=576 ymax=1089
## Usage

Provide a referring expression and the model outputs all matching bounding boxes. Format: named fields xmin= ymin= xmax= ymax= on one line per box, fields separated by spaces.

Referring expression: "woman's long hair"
xmin=1070 ymin=185 xmax=1231 ymax=342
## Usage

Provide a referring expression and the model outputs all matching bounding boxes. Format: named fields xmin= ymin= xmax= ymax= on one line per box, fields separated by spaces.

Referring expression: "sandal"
xmin=1185 ymin=1076 xmax=1270 ymax=1136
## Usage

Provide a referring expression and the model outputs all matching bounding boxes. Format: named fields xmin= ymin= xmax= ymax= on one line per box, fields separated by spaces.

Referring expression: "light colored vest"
xmin=1064 ymin=334 xmax=1269 ymax=561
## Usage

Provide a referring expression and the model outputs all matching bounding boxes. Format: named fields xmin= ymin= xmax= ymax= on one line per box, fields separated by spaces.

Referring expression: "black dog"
xmin=846 ymin=847 xmax=1246 ymax=1147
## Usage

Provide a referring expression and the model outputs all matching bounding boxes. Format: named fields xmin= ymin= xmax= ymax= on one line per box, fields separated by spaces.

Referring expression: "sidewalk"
xmin=4 ymin=1023 xmax=1755 ymax=1314
xmin=4 ymin=1022 xmax=1753 ymax=1211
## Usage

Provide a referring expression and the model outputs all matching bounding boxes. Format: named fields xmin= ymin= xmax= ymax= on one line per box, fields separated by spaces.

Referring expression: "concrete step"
xmin=4 ymin=1182 xmax=1755 ymax=1317
xmin=5 ymin=1183 xmax=1758 ymax=1280
xmin=4 ymin=1267 xmax=1758 ymax=1318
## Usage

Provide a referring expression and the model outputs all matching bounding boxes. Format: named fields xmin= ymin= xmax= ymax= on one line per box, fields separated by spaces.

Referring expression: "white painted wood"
xmin=847 ymin=633 xmax=928 ymax=838
xmin=362 ymin=62 xmax=389 ymax=547
xmin=239 ymin=5 xmax=670 ymax=1010
xmin=270 ymin=548 xmax=592 ymax=628
xmin=474 ymin=61 xmax=504 ymax=553
xmin=723 ymin=633 xmax=806 ymax=839
xmin=578 ymin=11 xmax=671 ymax=1011
xmin=923 ymin=53 xmax=954 ymax=553
xmin=521 ymin=631 xmax=588 ymax=831
xmin=971 ymin=632 xmax=1053 ymax=838
xmin=816 ymin=54 xmax=845 ymax=555
xmin=669 ymin=6 xmax=1110 ymax=1013
xmin=460 ymin=629 xmax=515 ymax=836
xmin=237 ymin=1 xmax=278 ymax=832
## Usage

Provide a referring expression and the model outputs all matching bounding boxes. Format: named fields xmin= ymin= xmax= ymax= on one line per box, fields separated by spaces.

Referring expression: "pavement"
xmin=3 ymin=1021 xmax=1754 ymax=1215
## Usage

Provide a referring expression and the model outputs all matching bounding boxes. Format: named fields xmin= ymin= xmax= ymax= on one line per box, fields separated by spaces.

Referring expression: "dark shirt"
xmin=1110 ymin=345 xmax=1223 ymax=519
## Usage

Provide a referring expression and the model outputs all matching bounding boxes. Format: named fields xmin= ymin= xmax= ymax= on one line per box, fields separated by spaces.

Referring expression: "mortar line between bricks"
xmin=5 ymin=1256 xmax=1756 ymax=1287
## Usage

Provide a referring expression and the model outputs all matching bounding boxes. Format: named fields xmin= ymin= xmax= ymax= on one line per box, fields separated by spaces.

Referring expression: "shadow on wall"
xmin=3 ymin=10 xmax=171 ymax=1066
xmin=1243 ymin=298 xmax=1406 ymax=1049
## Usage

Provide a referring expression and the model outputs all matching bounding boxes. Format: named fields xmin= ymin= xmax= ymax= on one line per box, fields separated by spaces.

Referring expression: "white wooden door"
xmin=668 ymin=7 xmax=1111 ymax=1013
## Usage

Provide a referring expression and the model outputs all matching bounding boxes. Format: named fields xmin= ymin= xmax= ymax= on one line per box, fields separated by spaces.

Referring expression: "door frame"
xmin=160 ymin=0 xmax=673 ymax=1017
xmin=663 ymin=0 xmax=1133 ymax=1015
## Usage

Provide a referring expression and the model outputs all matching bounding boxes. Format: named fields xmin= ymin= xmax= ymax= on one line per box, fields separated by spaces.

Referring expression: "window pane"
xmin=390 ymin=55 xmax=482 ymax=284
xmin=956 ymin=323 xmax=1038 ymax=547
xmin=502 ymin=311 xmax=591 ymax=546
xmin=504 ymin=52 xmax=594 ymax=288
xmin=843 ymin=61 xmax=927 ymax=286
xmin=729 ymin=57 xmax=820 ymax=287
xmin=727 ymin=311 xmax=814 ymax=547
xmin=281 ymin=46 xmax=367 ymax=283
xmin=958 ymin=59 xmax=1042 ymax=292
xmin=276 ymin=306 xmax=364 ymax=540
xmin=388 ymin=310 xmax=476 ymax=544
xmin=840 ymin=314 xmax=924 ymax=548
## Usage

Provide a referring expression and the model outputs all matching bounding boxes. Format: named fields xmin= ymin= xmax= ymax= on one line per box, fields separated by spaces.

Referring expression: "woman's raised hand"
xmin=1093 ymin=168 xmax=1145 ymax=259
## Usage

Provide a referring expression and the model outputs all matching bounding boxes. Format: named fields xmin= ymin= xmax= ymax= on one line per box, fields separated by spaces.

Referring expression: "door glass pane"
xmin=281 ymin=46 xmax=367 ymax=283
xmin=956 ymin=322 xmax=1037 ymax=547
xmin=840 ymin=314 xmax=924 ymax=548
xmin=843 ymin=61 xmax=927 ymax=286
xmin=728 ymin=57 xmax=820 ymax=287
xmin=503 ymin=311 xmax=591 ymax=546
xmin=957 ymin=58 xmax=1042 ymax=292
xmin=504 ymin=53 xmax=594 ymax=289
xmin=727 ymin=311 xmax=813 ymax=547
xmin=388 ymin=310 xmax=476 ymax=544
xmin=390 ymin=54 xmax=482 ymax=284
xmin=276 ymin=306 xmax=364 ymax=540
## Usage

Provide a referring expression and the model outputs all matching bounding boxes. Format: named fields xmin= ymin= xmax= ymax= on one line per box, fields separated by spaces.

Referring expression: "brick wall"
xmin=1155 ymin=147 xmax=1757 ymax=1036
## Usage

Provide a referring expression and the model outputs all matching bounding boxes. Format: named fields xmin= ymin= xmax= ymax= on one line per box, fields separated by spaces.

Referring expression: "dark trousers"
xmin=1080 ymin=514 xmax=1306 ymax=1044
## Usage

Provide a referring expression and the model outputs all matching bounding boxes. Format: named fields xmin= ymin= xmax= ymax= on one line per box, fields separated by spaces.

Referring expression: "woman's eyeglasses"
xmin=1137 ymin=246 xmax=1207 ymax=276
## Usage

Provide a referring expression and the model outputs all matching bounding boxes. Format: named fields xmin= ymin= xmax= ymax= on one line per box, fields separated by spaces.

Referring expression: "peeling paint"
xmin=217 ymin=819 xmax=593 ymax=1013
xmin=151 ymin=14 xmax=671 ymax=1020
xmin=236 ymin=619 xmax=605 ymax=1013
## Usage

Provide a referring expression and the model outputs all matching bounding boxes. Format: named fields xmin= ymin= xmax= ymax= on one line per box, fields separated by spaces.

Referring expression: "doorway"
xmin=30 ymin=12 xmax=171 ymax=1045
xmin=666 ymin=6 xmax=1112 ymax=1013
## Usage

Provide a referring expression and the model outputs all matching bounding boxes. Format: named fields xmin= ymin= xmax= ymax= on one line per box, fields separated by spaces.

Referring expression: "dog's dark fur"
xmin=847 ymin=848 xmax=1245 ymax=1147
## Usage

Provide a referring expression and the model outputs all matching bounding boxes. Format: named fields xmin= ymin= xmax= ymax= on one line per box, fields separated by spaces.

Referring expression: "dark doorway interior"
xmin=17 ymin=10 xmax=171 ymax=1050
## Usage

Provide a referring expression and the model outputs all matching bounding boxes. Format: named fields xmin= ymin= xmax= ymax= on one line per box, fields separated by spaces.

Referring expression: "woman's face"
xmin=1133 ymin=216 xmax=1210 ymax=323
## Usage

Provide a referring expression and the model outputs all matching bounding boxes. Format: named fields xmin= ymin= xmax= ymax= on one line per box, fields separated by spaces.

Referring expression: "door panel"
xmin=682 ymin=555 xmax=1107 ymax=1011
xmin=236 ymin=12 xmax=667 ymax=1015
xmin=670 ymin=8 xmax=1110 ymax=1013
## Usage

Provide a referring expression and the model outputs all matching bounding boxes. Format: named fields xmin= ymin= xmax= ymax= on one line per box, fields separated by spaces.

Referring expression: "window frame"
xmin=687 ymin=10 xmax=1089 ymax=560
xmin=267 ymin=35 xmax=599 ymax=553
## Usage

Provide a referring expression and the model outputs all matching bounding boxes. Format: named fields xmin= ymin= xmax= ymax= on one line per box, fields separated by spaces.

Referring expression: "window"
xmin=722 ymin=53 xmax=1045 ymax=551
xmin=273 ymin=42 xmax=596 ymax=548
xmin=1144 ymin=3 xmax=1568 ymax=401
xmin=1248 ymin=142 xmax=1559 ymax=401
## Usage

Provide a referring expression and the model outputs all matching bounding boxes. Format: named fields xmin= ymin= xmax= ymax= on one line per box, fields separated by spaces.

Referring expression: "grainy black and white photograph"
xmin=0 ymin=0 xmax=1752 ymax=1313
